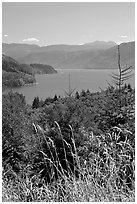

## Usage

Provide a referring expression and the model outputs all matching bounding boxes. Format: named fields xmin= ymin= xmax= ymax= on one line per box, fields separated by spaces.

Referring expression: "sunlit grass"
xmin=2 ymin=168 xmax=135 ymax=202
xmin=2 ymin=123 xmax=135 ymax=202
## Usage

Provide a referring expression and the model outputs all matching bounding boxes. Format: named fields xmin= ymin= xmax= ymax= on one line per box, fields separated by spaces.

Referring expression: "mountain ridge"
xmin=2 ymin=41 xmax=135 ymax=70
xmin=2 ymin=41 xmax=117 ymax=59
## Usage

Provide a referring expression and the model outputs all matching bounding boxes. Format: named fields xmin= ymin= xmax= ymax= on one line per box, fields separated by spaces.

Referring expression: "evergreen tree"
xmin=53 ymin=94 xmax=58 ymax=101
xmin=32 ymin=96 xmax=39 ymax=109
xmin=81 ymin=90 xmax=86 ymax=97
xmin=86 ymin=89 xmax=90 ymax=95
xmin=127 ymin=83 xmax=132 ymax=91
xmin=75 ymin=91 xmax=80 ymax=99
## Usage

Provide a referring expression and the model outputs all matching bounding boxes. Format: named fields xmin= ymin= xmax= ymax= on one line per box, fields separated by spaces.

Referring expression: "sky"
xmin=2 ymin=2 xmax=135 ymax=46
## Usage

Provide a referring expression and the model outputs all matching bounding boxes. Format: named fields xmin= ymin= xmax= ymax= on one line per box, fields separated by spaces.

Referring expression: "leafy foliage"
xmin=2 ymin=84 xmax=135 ymax=201
xmin=32 ymin=96 xmax=40 ymax=109
xmin=2 ymin=92 xmax=33 ymax=173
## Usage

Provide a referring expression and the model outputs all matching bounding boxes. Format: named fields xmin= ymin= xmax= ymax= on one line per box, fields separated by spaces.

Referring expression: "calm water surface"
xmin=3 ymin=69 xmax=135 ymax=104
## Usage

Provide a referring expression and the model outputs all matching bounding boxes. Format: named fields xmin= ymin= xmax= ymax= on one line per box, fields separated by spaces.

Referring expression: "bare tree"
xmin=111 ymin=44 xmax=133 ymax=90
xmin=111 ymin=44 xmax=134 ymax=109
xmin=64 ymin=73 xmax=75 ymax=97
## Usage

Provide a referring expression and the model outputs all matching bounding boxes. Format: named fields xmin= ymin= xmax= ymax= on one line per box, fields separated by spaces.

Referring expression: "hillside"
xmin=2 ymin=41 xmax=116 ymax=60
xmin=2 ymin=55 xmax=57 ymax=90
xmin=2 ymin=41 xmax=135 ymax=70
xmin=87 ymin=41 xmax=135 ymax=69
xmin=16 ymin=41 xmax=135 ymax=69
xmin=2 ymin=54 xmax=35 ymax=75
xmin=3 ymin=86 xmax=135 ymax=201
xmin=2 ymin=54 xmax=36 ymax=90
xmin=2 ymin=43 xmax=40 ymax=59
xmin=30 ymin=64 xmax=57 ymax=74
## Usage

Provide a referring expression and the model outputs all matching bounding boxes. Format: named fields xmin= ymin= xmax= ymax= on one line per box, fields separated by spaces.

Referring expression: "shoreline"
xmin=55 ymin=67 xmax=135 ymax=70
xmin=23 ymin=82 xmax=38 ymax=86
xmin=2 ymin=81 xmax=39 ymax=94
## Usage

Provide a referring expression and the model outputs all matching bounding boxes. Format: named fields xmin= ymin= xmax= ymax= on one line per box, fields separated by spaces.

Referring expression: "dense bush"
xmin=2 ymin=71 xmax=36 ymax=89
xmin=2 ymin=84 xmax=135 ymax=201
xmin=2 ymin=92 xmax=34 ymax=174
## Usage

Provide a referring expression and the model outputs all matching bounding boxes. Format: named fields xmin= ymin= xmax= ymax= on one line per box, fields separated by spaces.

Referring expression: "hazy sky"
xmin=2 ymin=2 xmax=135 ymax=46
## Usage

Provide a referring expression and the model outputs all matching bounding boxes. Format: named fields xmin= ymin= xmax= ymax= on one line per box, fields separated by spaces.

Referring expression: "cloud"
xmin=120 ymin=35 xmax=128 ymax=38
xmin=117 ymin=41 xmax=123 ymax=45
xmin=4 ymin=34 xmax=8 ymax=37
xmin=78 ymin=43 xmax=85 ymax=45
xmin=117 ymin=41 xmax=129 ymax=45
xmin=22 ymin=38 xmax=40 ymax=42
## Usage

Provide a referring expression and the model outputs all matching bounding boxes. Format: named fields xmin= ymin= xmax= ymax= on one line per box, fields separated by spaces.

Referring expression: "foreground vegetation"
xmin=2 ymin=82 xmax=135 ymax=201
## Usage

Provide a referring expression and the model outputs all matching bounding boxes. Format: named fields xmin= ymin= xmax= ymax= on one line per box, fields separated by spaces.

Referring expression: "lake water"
xmin=3 ymin=69 xmax=135 ymax=104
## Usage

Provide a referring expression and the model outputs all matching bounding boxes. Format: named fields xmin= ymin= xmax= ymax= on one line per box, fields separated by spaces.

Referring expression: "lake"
xmin=3 ymin=69 xmax=135 ymax=104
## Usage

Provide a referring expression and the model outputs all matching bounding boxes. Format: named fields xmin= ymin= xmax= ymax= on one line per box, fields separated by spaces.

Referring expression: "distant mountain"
xmin=2 ymin=41 xmax=116 ymax=60
xmin=15 ymin=41 xmax=135 ymax=70
xmin=2 ymin=43 xmax=40 ymax=59
xmin=86 ymin=41 xmax=135 ymax=69
xmin=36 ymin=41 xmax=116 ymax=52
xmin=2 ymin=41 xmax=134 ymax=70
xmin=81 ymin=41 xmax=117 ymax=49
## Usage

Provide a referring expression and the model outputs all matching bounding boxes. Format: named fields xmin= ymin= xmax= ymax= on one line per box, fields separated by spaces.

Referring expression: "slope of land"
xmin=2 ymin=41 xmax=116 ymax=60
xmin=86 ymin=41 xmax=135 ymax=69
xmin=2 ymin=55 xmax=57 ymax=90
xmin=30 ymin=63 xmax=57 ymax=74
xmin=2 ymin=54 xmax=36 ymax=90
xmin=2 ymin=85 xmax=135 ymax=201
xmin=4 ymin=41 xmax=134 ymax=70
xmin=2 ymin=43 xmax=40 ymax=59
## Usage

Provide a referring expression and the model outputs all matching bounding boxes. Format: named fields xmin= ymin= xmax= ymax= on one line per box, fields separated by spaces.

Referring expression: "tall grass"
xmin=2 ymin=123 xmax=135 ymax=202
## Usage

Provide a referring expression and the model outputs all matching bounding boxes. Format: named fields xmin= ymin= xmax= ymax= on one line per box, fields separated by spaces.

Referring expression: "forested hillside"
xmin=2 ymin=54 xmax=36 ymax=90
xmin=2 ymin=84 xmax=135 ymax=201
xmin=2 ymin=2 xmax=135 ymax=202
xmin=30 ymin=63 xmax=57 ymax=74
xmin=3 ymin=41 xmax=135 ymax=70
xmin=2 ymin=54 xmax=57 ymax=90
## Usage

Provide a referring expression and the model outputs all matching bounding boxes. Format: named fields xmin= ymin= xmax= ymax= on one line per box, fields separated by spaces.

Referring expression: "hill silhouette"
xmin=2 ymin=41 xmax=135 ymax=70
xmin=2 ymin=54 xmax=57 ymax=90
